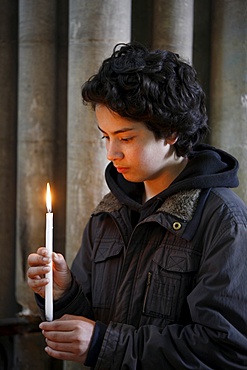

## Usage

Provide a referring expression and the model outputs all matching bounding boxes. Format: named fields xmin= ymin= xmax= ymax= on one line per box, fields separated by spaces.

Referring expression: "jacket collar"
xmin=92 ymin=189 xmax=201 ymax=223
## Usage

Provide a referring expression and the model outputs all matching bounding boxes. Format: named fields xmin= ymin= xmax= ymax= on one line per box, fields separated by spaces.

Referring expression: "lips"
xmin=115 ymin=166 xmax=129 ymax=174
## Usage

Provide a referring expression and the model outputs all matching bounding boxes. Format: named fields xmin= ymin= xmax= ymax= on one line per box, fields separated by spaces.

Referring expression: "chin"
xmin=123 ymin=174 xmax=143 ymax=183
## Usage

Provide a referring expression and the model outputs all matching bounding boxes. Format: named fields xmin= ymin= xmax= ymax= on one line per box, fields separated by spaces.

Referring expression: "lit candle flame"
xmin=46 ymin=183 xmax=52 ymax=213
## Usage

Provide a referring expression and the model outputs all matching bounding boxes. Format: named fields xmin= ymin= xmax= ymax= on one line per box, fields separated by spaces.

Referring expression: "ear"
xmin=166 ymin=133 xmax=178 ymax=145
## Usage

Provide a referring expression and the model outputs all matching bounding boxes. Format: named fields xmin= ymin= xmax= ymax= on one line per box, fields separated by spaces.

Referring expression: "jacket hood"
xmin=175 ymin=144 xmax=239 ymax=189
xmin=105 ymin=144 xmax=239 ymax=210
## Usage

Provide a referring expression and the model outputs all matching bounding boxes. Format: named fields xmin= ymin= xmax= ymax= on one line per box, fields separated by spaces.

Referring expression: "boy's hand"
xmin=27 ymin=247 xmax=72 ymax=300
xmin=39 ymin=314 xmax=95 ymax=363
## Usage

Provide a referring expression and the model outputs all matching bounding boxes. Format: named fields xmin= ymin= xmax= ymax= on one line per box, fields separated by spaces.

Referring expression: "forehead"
xmin=95 ymin=104 xmax=145 ymax=132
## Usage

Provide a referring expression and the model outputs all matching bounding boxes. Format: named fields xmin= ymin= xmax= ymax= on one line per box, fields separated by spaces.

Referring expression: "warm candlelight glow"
xmin=46 ymin=183 xmax=52 ymax=213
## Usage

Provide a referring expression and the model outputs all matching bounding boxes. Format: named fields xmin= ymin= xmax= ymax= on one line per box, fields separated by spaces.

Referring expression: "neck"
xmin=143 ymin=156 xmax=188 ymax=203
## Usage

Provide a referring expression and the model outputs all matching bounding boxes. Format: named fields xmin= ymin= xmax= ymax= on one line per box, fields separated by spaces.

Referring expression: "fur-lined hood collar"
xmin=93 ymin=189 xmax=201 ymax=222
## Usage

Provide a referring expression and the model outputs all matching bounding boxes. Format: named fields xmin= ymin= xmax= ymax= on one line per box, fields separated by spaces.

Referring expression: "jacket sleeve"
xmin=95 ymin=209 xmax=247 ymax=369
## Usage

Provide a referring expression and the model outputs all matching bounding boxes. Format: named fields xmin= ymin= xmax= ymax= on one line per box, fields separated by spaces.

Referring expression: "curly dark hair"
xmin=81 ymin=42 xmax=208 ymax=157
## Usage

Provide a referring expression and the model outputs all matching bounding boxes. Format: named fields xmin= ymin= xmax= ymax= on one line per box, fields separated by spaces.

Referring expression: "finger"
xmin=37 ymin=246 xmax=50 ymax=255
xmin=60 ymin=314 xmax=75 ymax=321
xmin=45 ymin=339 xmax=73 ymax=352
xmin=28 ymin=253 xmax=51 ymax=268
xmin=43 ymin=333 xmax=86 ymax=362
xmin=42 ymin=329 xmax=73 ymax=343
xmin=44 ymin=346 xmax=76 ymax=361
xmin=40 ymin=319 xmax=74 ymax=331
xmin=27 ymin=265 xmax=50 ymax=292
xmin=27 ymin=265 xmax=50 ymax=279
xmin=27 ymin=274 xmax=49 ymax=293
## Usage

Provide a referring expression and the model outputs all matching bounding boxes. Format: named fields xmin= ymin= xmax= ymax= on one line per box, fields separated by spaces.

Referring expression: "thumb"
xmin=52 ymin=252 xmax=69 ymax=272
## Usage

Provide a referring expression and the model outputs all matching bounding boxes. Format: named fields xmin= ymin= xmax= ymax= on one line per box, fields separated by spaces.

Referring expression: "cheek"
xmin=132 ymin=148 xmax=157 ymax=171
xmin=141 ymin=145 xmax=168 ymax=173
xmin=139 ymin=144 xmax=162 ymax=162
xmin=126 ymin=139 xmax=165 ymax=166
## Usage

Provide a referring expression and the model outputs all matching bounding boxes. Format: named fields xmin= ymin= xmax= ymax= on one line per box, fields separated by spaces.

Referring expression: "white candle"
xmin=45 ymin=183 xmax=53 ymax=321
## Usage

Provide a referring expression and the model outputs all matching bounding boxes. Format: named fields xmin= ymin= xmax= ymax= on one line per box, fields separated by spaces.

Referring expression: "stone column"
xmin=193 ymin=0 xmax=211 ymax=114
xmin=66 ymin=0 xmax=131 ymax=268
xmin=152 ymin=0 xmax=194 ymax=63
xmin=132 ymin=0 xmax=153 ymax=48
xmin=210 ymin=0 xmax=247 ymax=202
xmin=16 ymin=0 xmax=57 ymax=314
xmin=53 ymin=0 xmax=68 ymax=255
xmin=0 ymin=1 xmax=18 ymax=319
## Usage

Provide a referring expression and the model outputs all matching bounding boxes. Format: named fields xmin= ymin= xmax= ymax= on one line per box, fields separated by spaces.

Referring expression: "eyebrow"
xmin=97 ymin=125 xmax=135 ymax=135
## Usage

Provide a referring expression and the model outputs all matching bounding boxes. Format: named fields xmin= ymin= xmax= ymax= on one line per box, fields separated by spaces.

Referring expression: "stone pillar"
xmin=66 ymin=0 xmax=131 ymax=267
xmin=16 ymin=0 xmax=57 ymax=314
xmin=132 ymin=0 xmax=153 ymax=48
xmin=0 ymin=1 xmax=18 ymax=319
xmin=193 ymin=0 xmax=211 ymax=116
xmin=152 ymin=0 xmax=194 ymax=63
xmin=210 ymin=0 xmax=247 ymax=202
xmin=53 ymin=0 xmax=68 ymax=255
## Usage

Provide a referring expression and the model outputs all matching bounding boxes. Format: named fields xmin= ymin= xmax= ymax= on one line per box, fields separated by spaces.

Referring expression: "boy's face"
xmin=96 ymin=104 xmax=177 ymax=186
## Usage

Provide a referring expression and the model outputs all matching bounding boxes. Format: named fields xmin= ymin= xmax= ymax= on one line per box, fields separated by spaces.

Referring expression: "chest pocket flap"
xmin=94 ymin=241 xmax=123 ymax=263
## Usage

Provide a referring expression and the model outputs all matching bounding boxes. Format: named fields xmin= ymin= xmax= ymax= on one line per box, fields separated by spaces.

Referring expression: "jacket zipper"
xmin=142 ymin=271 xmax=152 ymax=314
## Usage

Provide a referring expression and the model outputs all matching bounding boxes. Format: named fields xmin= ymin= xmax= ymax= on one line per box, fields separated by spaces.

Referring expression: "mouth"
xmin=115 ymin=166 xmax=129 ymax=174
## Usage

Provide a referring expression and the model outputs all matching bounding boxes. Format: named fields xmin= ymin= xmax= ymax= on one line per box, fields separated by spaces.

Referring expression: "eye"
xmin=101 ymin=135 xmax=109 ymax=140
xmin=119 ymin=137 xmax=133 ymax=142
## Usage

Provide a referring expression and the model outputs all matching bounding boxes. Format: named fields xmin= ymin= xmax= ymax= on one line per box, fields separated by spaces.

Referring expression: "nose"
xmin=106 ymin=141 xmax=124 ymax=161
